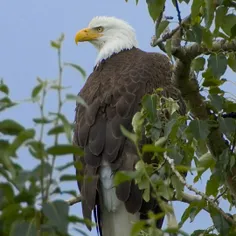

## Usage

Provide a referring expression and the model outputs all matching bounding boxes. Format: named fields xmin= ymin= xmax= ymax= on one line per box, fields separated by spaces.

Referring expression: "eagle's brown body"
xmin=73 ymin=48 xmax=185 ymax=235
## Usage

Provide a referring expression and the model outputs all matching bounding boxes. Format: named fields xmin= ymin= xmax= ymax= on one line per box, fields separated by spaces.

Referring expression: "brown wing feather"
xmin=73 ymin=48 xmax=186 ymax=231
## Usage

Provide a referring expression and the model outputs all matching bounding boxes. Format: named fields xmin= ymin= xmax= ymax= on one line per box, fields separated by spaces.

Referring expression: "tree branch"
xmin=176 ymin=192 xmax=202 ymax=203
xmin=164 ymin=153 xmax=236 ymax=226
xmin=66 ymin=195 xmax=82 ymax=206
xmin=173 ymin=39 xmax=236 ymax=62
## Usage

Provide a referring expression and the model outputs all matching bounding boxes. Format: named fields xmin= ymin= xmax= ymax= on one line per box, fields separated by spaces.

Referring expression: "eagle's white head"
xmin=75 ymin=16 xmax=138 ymax=65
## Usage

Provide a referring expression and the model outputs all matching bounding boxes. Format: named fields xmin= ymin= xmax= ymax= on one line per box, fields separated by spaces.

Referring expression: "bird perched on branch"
xmin=73 ymin=16 xmax=185 ymax=236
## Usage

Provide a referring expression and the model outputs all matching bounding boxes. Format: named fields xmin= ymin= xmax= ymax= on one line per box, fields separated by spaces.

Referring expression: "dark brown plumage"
xmin=73 ymin=47 xmax=185 ymax=234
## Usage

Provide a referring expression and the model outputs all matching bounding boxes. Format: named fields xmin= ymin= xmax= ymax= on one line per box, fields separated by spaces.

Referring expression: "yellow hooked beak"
xmin=74 ymin=28 xmax=102 ymax=45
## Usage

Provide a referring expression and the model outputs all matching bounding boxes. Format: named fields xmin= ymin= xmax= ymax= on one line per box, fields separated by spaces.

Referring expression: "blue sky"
xmin=1 ymin=0 xmax=234 ymax=235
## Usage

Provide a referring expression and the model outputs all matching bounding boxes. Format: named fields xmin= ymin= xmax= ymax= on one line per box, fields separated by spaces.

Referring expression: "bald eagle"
xmin=73 ymin=16 xmax=185 ymax=236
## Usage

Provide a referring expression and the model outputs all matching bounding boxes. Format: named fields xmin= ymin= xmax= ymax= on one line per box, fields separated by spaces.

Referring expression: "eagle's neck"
xmin=94 ymin=36 xmax=138 ymax=66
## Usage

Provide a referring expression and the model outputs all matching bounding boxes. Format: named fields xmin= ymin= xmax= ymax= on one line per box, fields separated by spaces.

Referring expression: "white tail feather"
xmin=100 ymin=161 xmax=139 ymax=236
xmin=101 ymin=201 xmax=139 ymax=236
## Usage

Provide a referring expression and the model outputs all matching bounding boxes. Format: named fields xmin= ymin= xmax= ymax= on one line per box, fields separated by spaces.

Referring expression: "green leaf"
xmin=6 ymin=129 xmax=35 ymax=157
xmin=132 ymin=112 xmax=144 ymax=136
xmin=0 ymin=119 xmax=24 ymax=135
xmin=42 ymin=200 xmax=69 ymax=233
xmin=191 ymin=0 xmax=203 ymax=23
xmin=215 ymin=6 xmax=227 ymax=31
xmin=155 ymin=20 xmax=169 ymax=39
xmin=2 ymin=203 xmax=21 ymax=219
xmin=209 ymin=205 xmax=230 ymax=235
xmin=48 ymin=124 xmax=73 ymax=135
xmin=231 ymin=24 xmax=236 ymax=38
xmin=155 ymin=136 xmax=167 ymax=146
xmin=189 ymin=120 xmax=210 ymax=140
xmin=33 ymin=117 xmax=53 ymax=124
xmin=202 ymin=28 xmax=213 ymax=48
xmin=0 ymin=97 xmax=17 ymax=111
xmin=47 ymin=144 xmax=83 ymax=156
xmin=31 ymin=83 xmax=43 ymax=98
xmin=164 ymin=97 xmax=179 ymax=115
xmin=0 ymin=82 xmax=9 ymax=95
xmin=12 ymin=170 xmax=31 ymax=190
xmin=0 ymin=183 xmax=15 ymax=203
xmin=227 ymin=52 xmax=236 ymax=72
xmin=171 ymin=175 xmax=184 ymax=199
xmin=206 ymin=173 xmax=220 ymax=197
xmin=191 ymin=230 xmax=205 ymax=236
xmin=218 ymin=117 xmax=236 ymax=134
xmin=142 ymin=144 xmax=166 ymax=153
xmin=55 ymin=113 xmax=72 ymax=143
xmin=32 ymin=163 xmax=52 ymax=179
xmin=50 ymin=40 xmax=60 ymax=49
xmin=60 ymin=174 xmax=77 ymax=181
xmin=143 ymin=185 xmax=150 ymax=202
xmin=180 ymin=200 xmax=206 ymax=226
xmin=222 ymin=14 xmax=236 ymax=36
xmin=48 ymin=125 xmax=65 ymax=135
xmin=64 ymin=62 xmax=86 ymax=79
xmin=10 ymin=221 xmax=37 ymax=236
xmin=26 ymin=140 xmax=46 ymax=159
xmin=159 ymin=182 xmax=174 ymax=200
xmin=192 ymin=57 xmax=205 ymax=73
xmin=114 ymin=171 xmax=133 ymax=185
xmin=194 ymin=152 xmax=215 ymax=183
xmin=120 ymin=125 xmax=137 ymax=144
xmin=208 ymin=53 xmax=227 ymax=78
xmin=209 ymin=86 xmax=224 ymax=95
xmin=142 ymin=94 xmax=157 ymax=122
xmin=146 ymin=0 xmax=165 ymax=22
xmin=224 ymin=101 xmax=236 ymax=113
xmin=203 ymin=76 xmax=226 ymax=87
xmin=186 ymin=25 xmax=202 ymax=44
xmin=208 ymin=94 xmax=224 ymax=111
xmin=66 ymin=94 xmax=88 ymax=108
xmin=131 ymin=221 xmax=146 ymax=236
xmin=204 ymin=0 xmax=215 ymax=29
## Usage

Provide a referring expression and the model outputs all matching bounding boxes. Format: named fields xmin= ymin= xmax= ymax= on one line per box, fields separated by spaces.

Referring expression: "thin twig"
xmin=163 ymin=153 xmax=236 ymax=226
xmin=45 ymin=39 xmax=64 ymax=200
xmin=214 ymin=189 xmax=227 ymax=203
xmin=39 ymin=86 xmax=47 ymax=203
xmin=38 ymin=84 xmax=47 ymax=235
xmin=151 ymin=15 xmax=191 ymax=47
xmin=174 ymin=0 xmax=182 ymax=25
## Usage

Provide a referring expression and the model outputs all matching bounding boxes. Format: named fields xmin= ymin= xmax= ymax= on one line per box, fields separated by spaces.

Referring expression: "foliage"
xmin=1 ymin=0 xmax=236 ymax=236
xmin=0 ymin=35 xmax=88 ymax=236
xmin=120 ymin=0 xmax=236 ymax=235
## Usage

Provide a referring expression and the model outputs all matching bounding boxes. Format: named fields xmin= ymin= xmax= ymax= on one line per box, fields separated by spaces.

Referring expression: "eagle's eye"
xmin=96 ymin=26 xmax=104 ymax=33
